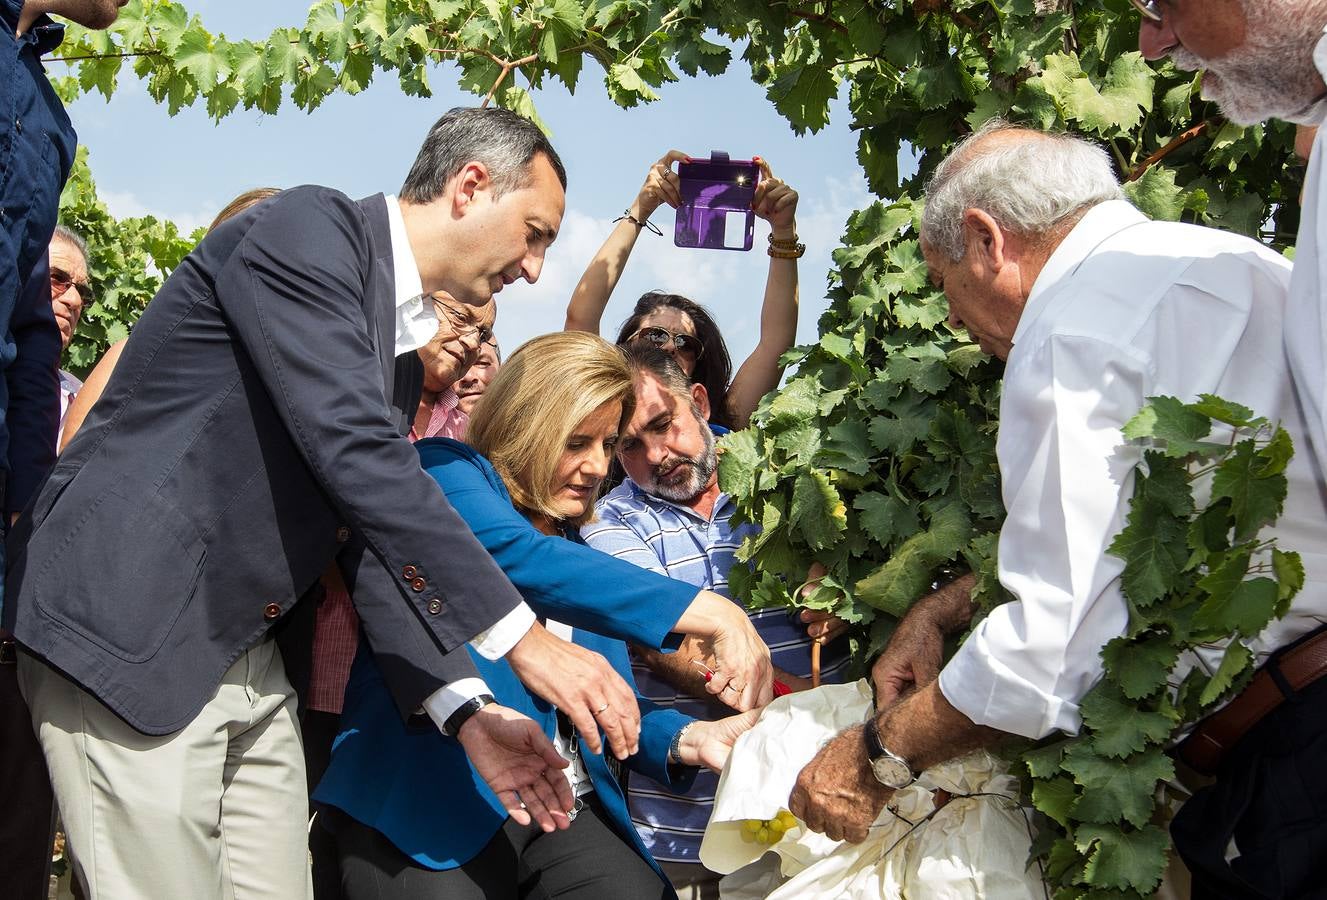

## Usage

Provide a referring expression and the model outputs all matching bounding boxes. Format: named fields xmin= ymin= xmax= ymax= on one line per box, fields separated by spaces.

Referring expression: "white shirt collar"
xmin=385 ymin=195 xmax=438 ymax=356
xmin=1012 ymin=200 xmax=1148 ymax=348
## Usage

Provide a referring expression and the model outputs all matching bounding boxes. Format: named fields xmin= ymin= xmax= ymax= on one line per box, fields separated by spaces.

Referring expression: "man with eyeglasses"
xmin=46 ymin=224 xmax=92 ymax=440
xmin=1136 ymin=3 xmax=1327 ymax=896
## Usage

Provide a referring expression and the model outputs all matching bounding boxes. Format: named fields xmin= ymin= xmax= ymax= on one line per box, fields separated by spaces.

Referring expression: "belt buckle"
xmin=0 ymin=639 xmax=16 ymax=665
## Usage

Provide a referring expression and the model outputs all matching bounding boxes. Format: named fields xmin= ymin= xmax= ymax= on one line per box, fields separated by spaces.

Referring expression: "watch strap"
xmin=443 ymin=693 xmax=497 ymax=737
xmin=863 ymin=714 xmax=888 ymax=760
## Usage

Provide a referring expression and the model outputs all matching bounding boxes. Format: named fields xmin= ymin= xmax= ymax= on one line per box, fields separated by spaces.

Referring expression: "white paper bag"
xmin=700 ymin=680 xmax=1044 ymax=899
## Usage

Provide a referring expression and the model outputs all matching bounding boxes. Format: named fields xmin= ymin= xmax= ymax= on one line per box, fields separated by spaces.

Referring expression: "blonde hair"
xmin=208 ymin=187 xmax=281 ymax=232
xmin=466 ymin=331 xmax=634 ymax=527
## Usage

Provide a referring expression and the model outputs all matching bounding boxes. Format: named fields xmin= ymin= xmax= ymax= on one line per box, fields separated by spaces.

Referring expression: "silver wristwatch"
xmin=863 ymin=716 xmax=915 ymax=789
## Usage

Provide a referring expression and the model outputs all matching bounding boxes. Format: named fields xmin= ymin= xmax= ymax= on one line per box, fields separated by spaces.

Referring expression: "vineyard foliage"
xmin=53 ymin=0 xmax=1308 ymax=895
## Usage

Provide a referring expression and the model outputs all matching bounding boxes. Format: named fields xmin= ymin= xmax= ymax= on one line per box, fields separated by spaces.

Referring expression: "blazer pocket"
xmin=34 ymin=484 xmax=206 ymax=664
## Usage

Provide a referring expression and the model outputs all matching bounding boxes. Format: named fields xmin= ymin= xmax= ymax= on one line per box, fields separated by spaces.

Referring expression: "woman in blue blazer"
xmin=315 ymin=332 xmax=758 ymax=899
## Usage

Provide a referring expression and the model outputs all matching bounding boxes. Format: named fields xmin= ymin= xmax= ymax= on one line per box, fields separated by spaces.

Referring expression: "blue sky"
xmin=61 ymin=2 xmax=875 ymax=364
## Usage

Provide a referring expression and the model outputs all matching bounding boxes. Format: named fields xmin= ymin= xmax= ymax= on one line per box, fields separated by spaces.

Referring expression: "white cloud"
xmin=99 ymin=188 xmax=216 ymax=235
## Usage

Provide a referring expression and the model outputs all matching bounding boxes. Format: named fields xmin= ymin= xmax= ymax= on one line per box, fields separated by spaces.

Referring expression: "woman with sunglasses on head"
xmin=315 ymin=331 xmax=763 ymax=900
xmin=565 ymin=151 xmax=801 ymax=429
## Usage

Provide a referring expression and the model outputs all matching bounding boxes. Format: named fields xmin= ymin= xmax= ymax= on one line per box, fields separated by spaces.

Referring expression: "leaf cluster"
xmin=1018 ymin=397 xmax=1302 ymax=897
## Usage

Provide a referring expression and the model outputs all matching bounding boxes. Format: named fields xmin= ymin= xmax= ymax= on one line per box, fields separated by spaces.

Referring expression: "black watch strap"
xmin=443 ymin=693 xmax=497 ymax=737
xmin=863 ymin=714 xmax=887 ymax=760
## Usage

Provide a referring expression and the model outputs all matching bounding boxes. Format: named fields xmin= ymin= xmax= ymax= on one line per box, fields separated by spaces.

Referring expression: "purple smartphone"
xmin=674 ymin=151 xmax=760 ymax=252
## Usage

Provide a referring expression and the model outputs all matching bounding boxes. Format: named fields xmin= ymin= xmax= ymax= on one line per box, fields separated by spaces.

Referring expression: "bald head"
xmin=921 ymin=122 xmax=1123 ymax=261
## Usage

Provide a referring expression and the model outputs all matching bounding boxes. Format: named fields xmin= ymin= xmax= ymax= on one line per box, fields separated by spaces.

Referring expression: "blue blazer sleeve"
xmin=417 ymin=439 xmax=695 ymax=650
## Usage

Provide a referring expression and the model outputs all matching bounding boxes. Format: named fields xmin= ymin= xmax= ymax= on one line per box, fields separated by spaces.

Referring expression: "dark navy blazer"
xmin=4 ymin=188 xmax=528 ymax=734
xmin=315 ymin=440 xmax=698 ymax=885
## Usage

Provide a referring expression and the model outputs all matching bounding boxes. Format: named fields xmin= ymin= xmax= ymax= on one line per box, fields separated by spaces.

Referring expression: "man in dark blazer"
xmin=2 ymin=107 xmax=636 ymax=898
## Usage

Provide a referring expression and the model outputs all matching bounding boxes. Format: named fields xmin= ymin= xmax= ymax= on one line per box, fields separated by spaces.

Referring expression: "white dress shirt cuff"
xmin=423 ymin=678 xmax=493 ymax=733
xmin=469 ymin=602 xmax=537 ymax=660
xmin=937 ymin=621 xmax=1080 ymax=741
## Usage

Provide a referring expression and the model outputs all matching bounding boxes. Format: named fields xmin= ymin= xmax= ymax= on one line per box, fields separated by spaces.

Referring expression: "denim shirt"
xmin=0 ymin=0 xmax=73 ymax=517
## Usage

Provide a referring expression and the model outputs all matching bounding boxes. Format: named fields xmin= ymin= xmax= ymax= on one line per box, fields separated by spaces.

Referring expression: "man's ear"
xmin=451 ymin=161 xmax=492 ymax=215
xmin=690 ymin=382 xmax=711 ymax=422
xmin=961 ymin=208 xmax=1007 ymax=274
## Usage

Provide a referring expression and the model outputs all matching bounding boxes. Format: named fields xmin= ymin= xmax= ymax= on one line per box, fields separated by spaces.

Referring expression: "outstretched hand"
xmin=675 ymin=708 xmax=762 ymax=772
xmin=871 ymin=573 xmax=976 ymax=710
xmin=456 ymin=703 xmax=574 ymax=833
xmin=507 ymin=622 xmax=641 ymax=759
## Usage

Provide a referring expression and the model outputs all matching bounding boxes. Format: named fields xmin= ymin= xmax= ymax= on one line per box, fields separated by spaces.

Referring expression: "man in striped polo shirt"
xmin=581 ymin=348 xmax=849 ymax=900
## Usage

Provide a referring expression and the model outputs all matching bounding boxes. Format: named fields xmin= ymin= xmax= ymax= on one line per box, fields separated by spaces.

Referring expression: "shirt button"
xmin=402 ymin=565 xmax=418 ymax=580
xmin=411 ymin=577 xmax=427 ymax=592
xmin=427 ymin=599 xmax=442 ymax=615
xmin=14 ymin=118 xmax=21 ymax=134
xmin=263 ymin=603 xmax=282 ymax=621
xmin=336 ymin=526 xmax=351 ymax=543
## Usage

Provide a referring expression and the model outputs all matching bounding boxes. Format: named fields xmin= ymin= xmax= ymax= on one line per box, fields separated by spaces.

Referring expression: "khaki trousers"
xmin=18 ymin=640 xmax=312 ymax=900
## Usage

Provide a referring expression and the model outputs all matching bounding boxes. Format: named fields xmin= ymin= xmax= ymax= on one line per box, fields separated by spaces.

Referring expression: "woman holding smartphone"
xmin=564 ymin=151 xmax=801 ymax=429
xmin=315 ymin=332 xmax=764 ymax=899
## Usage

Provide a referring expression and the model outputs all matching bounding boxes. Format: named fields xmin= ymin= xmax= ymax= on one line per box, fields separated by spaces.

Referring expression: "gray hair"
xmin=921 ymin=121 xmax=1124 ymax=261
xmin=52 ymin=224 xmax=89 ymax=267
xmin=400 ymin=106 xmax=567 ymax=204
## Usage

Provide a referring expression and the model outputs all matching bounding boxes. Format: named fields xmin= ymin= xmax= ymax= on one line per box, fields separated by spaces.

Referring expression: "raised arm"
xmin=58 ymin=338 xmax=125 ymax=452
xmin=564 ymin=150 xmax=688 ymax=334
xmin=725 ymin=157 xmax=800 ymax=427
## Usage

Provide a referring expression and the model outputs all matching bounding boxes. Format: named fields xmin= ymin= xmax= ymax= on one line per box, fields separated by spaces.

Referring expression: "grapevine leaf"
xmin=853 ymin=491 xmax=921 ymax=547
xmin=1100 ymin=634 xmax=1179 ymax=700
xmin=1189 ymin=394 xmax=1256 ymax=429
xmin=1022 ymin=738 xmax=1073 ymax=779
xmin=1122 ymin=396 xmax=1223 ymax=457
xmin=1075 ymin=823 xmax=1168 ymax=894
xmin=1273 ymin=548 xmax=1306 ymax=612
xmin=1033 ymin=776 xmax=1079 ymax=828
xmin=717 ymin=429 xmax=762 ymax=501
xmin=1211 ymin=441 xmax=1287 ymax=542
xmin=1199 ymin=640 xmax=1253 ymax=707
xmin=855 ymin=503 xmax=971 ymax=617
xmin=1080 ymin=681 xmax=1178 ymax=758
xmin=1063 ymin=745 xmax=1174 ymax=828
xmin=1193 ymin=576 xmax=1279 ymax=639
xmin=1108 ymin=494 xmax=1187 ymax=606
xmin=790 ymin=471 xmax=848 ymax=551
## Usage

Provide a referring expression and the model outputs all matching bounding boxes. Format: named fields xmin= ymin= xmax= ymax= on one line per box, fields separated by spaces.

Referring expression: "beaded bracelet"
xmin=613 ymin=209 xmax=663 ymax=236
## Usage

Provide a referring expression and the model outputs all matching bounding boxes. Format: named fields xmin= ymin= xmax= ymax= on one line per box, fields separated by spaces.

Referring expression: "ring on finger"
xmin=595 ymin=703 xmax=610 ymax=714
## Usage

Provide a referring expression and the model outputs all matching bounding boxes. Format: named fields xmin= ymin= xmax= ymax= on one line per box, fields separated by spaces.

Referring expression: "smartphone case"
xmin=674 ymin=151 xmax=760 ymax=252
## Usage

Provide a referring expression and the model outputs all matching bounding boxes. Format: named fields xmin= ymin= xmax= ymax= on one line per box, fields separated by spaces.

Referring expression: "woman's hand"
xmin=672 ymin=590 xmax=773 ymax=711
xmin=631 ymin=150 xmax=688 ymax=222
xmin=675 ymin=709 xmax=762 ymax=772
xmin=751 ymin=156 xmax=799 ymax=239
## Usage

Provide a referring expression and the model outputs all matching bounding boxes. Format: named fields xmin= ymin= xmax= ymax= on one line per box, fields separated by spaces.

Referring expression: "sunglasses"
xmin=626 ymin=326 xmax=705 ymax=360
xmin=50 ymin=267 xmax=95 ymax=304
xmin=1129 ymin=0 xmax=1162 ymax=22
xmin=432 ymin=295 xmax=497 ymax=347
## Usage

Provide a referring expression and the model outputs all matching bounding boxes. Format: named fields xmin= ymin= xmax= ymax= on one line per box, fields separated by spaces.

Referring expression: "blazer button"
xmin=263 ymin=603 xmax=282 ymax=621
xmin=336 ymin=526 xmax=351 ymax=543
xmin=411 ymin=577 xmax=427 ymax=592
xmin=427 ymin=599 xmax=442 ymax=615
xmin=402 ymin=565 xmax=418 ymax=580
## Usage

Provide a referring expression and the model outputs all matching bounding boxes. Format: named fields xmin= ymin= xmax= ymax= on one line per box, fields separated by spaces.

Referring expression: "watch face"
xmin=871 ymin=755 xmax=913 ymax=789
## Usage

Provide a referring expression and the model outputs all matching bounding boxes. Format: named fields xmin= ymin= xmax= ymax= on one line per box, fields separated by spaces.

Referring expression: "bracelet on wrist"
xmin=668 ymin=721 xmax=697 ymax=765
xmin=767 ymin=243 xmax=806 ymax=259
xmin=767 ymin=233 xmax=805 ymax=258
xmin=443 ymin=693 xmax=497 ymax=737
xmin=613 ymin=209 xmax=663 ymax=236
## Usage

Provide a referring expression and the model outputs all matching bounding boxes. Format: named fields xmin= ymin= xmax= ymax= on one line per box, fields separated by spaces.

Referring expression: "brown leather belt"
xmin=1178 ymin=627 xmax=1327 ymax=776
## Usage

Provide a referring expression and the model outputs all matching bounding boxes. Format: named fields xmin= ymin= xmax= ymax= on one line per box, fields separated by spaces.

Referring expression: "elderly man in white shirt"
xmin=789 ymin=123 xmax=1327 ymax=897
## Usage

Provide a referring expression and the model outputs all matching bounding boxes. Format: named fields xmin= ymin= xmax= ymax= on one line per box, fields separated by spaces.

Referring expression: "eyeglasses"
xmin=626 ymin=326 xmax=705 ymax=360
xmin=1129 ymin=0 xmax=1162 ymax=22
xmin=50 ymin=267 xmax=95 ymax=304
xmin=432 ymin=295 xmax=497 ymax=347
